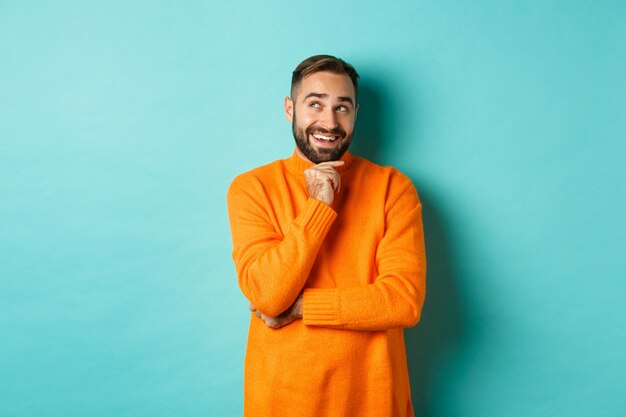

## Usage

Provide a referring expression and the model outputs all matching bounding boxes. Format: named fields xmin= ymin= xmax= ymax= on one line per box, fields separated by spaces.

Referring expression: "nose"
xmin=319 ymin=107 xmax=338 ymax=129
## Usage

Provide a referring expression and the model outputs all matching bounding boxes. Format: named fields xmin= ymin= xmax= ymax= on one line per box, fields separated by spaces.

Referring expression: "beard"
xmin=292 ymin=112 xmax=353 ymax=164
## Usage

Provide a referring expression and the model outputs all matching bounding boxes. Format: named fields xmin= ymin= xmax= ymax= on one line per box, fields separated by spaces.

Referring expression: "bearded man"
xmin=226 ymin=54 xmax=427 ymax=417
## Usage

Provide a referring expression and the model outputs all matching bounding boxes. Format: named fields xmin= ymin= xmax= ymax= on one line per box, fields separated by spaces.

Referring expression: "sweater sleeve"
xmin=227 ymin=174 xmax=337 ymax=317
xmin=302 ymin=178 xmax=426 ymax=330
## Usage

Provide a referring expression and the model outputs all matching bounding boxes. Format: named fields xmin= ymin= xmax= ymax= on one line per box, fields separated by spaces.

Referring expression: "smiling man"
xmin=226 ymin=55 xmax=427 ymax=417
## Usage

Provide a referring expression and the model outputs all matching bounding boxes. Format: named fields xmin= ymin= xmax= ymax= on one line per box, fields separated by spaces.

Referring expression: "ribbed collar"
xmin=285 ymin=149 xmax=356 ymax=174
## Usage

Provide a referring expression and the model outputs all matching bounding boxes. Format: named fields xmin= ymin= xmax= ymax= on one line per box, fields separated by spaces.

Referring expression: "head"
xmin=284 ymin=55 xmax=360 ymax=163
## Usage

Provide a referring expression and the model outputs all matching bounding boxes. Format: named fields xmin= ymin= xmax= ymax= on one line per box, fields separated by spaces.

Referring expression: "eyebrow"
xmin=303 ymin=92 xmax=354 ymax=107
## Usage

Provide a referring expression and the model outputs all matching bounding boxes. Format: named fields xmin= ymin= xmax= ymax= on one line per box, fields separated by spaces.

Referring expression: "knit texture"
xmin=227 ymin=150 xmax=426 ymax=417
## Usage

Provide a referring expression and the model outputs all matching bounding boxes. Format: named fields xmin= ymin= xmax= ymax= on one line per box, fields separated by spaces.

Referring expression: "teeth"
xmin=313 ymin=134 xmax=336 ymax=141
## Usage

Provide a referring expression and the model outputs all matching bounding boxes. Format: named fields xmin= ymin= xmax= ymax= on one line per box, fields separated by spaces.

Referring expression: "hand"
xmin=304 ymin=161 xmax=344 ymax=205
xmin=249 ymin=295 xmax=303 ymax=329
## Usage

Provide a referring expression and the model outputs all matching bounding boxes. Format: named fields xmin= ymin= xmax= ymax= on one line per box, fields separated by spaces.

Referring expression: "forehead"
xmin=297 ymin=71 xmax=355 ymax=101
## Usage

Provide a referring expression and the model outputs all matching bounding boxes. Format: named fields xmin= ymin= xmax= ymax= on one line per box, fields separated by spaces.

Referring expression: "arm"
xmin=302 ymin=179 xmax=427 ymax=331
xmin=248 ymin=295 xmax=303 ymax=329
xmin=226 ymin=174 xmax=336 ymax=317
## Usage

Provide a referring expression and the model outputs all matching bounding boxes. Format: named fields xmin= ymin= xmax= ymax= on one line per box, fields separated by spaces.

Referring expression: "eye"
xmin=309 ymin=101 xmax=321 ymax=108
xmin=336 ymin=105 xmax=349 ymax=112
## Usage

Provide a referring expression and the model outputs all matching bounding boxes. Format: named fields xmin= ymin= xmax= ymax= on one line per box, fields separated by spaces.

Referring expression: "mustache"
xmin=306 ymin=125 xmax=346 ymax=137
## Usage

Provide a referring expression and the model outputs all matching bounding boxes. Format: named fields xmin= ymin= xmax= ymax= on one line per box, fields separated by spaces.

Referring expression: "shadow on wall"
xmin=353 ymin=78 xmax=467 ymax=416
xmin=405 ymin=192 xmax=466 ymax=417
xmin=350 ymin=82 xmax=387 ymax=161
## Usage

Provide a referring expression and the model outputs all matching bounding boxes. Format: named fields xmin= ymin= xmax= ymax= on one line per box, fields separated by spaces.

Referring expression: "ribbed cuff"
xmin=303 ymin=288 xmax=338 ymax=325
xmin=296 ymin=198 xmax=337 ymax=238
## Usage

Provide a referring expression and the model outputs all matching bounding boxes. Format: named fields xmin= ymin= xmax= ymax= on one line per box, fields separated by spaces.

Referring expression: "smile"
xmin=311 ymin=133 xmax=340 ymax=142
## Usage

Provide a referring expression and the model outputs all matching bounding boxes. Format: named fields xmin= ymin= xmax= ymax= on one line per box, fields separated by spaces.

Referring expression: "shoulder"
xmin=226 ymin=157 xmax=296 ymax=211
xmin=227 ymin=159 xmax=283 ymax=195
xmin=353 ymin=155 xmax=416 ymax=191
xmin=351 ymin=155 xmax=421 ymax=209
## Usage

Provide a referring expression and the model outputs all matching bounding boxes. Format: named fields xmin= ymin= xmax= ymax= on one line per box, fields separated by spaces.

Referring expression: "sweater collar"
xmin=285 ymin=149 xmax=355 ymax=174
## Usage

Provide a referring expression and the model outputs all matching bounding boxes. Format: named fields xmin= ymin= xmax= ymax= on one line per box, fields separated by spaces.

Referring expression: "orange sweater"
xmin=227 ymin=151 xmax=426 ymax=417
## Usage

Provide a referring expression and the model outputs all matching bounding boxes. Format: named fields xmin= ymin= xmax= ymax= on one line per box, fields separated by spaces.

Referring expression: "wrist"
xmin=310 ymin=194 xmax=331 ymax=206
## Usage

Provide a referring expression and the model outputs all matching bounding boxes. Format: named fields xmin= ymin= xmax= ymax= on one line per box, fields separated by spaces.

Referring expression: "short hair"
xmin=291 ymin=55 xmax=359 ymax=101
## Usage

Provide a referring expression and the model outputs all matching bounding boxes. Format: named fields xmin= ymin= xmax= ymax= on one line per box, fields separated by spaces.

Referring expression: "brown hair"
xmin=291 ymin=55 xmax=359 ymax=101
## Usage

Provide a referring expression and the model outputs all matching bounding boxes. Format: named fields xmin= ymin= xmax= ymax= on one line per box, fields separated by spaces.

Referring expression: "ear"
xmin=355 ymin=103 xmax=359 ymax=121
xmin=284 ymin=96 xmax=294 ymax=123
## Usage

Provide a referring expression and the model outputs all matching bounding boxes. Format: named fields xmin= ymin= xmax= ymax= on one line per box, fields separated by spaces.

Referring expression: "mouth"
xmin=309 ymin=132 xmax=342 ymax=147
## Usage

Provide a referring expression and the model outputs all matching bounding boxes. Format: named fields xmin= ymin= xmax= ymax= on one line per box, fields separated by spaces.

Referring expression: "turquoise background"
xmin=1 ymin=1 xmax=624 ymax=416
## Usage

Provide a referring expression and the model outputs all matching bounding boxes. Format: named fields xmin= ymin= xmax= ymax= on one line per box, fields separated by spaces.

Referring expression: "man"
xmin=226 ymin=55 xmax=426 ymax=417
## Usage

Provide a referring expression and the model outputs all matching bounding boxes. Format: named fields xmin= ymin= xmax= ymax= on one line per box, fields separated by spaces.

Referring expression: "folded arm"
xmin=302 ymin=180 xmax=427 ymax=331
xmin=227 ymin=175 xmax=336 ymax=317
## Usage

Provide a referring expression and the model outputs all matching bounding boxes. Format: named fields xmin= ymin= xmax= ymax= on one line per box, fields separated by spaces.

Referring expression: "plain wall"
xmin=1 ymin=1 xmax=625 ymax=416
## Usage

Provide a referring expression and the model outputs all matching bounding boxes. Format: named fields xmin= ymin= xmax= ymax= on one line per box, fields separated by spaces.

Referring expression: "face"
xmin=284 ymin=71 xmax=358 ymax=164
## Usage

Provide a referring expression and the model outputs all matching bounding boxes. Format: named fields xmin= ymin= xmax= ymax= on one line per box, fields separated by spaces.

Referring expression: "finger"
xmin=319 ymin=170 xmax=340 ymax=193
xmin=315 ymin=166 xmax=341 ymax=175
xmin=249 ymin=303 xmax=255 ymax=311
xmin=315 ymin=161 xmax=344 ymax=168
xmin=325 ymin=177 xmax=336 ymax=194
xmin=314 ymin=165 xmax=343 ymax=173
xmin=329 ymin=171 xmax=341 ymax=193
xmin=326 ymin=177 xmax=339 ymax=193
xmin=306 ymin=166 xmax=341 ymax=181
